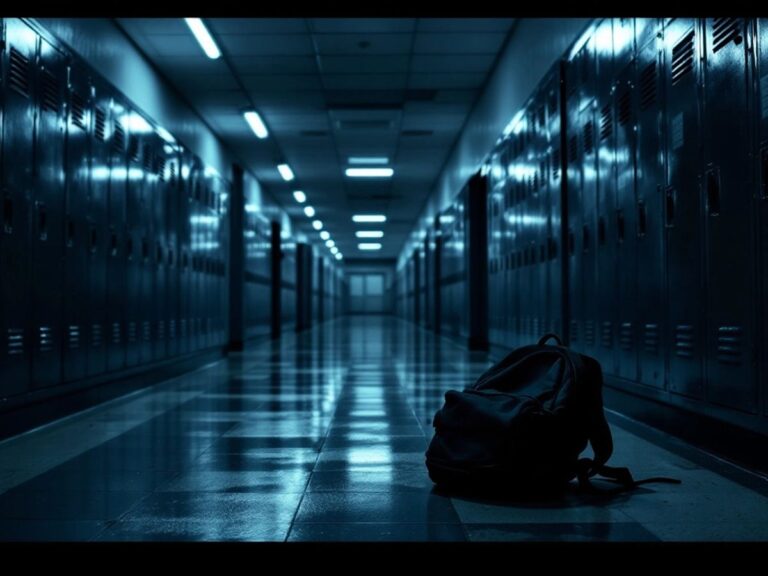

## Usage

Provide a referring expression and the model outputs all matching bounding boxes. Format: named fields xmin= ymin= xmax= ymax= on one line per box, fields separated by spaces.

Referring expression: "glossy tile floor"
xmin=1 ymin=316 xmax=768 ymax=541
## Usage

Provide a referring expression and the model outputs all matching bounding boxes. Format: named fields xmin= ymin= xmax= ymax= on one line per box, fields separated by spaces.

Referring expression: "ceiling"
xmin=117 ymin=18 xmax=515 ymax=259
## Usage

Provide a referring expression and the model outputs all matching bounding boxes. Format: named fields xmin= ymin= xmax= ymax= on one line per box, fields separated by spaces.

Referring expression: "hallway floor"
xmin=1 ymin=316 xmax=767 ymax=542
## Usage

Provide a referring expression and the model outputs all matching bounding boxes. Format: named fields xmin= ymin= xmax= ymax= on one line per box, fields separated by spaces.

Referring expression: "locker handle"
xmin=598 ymin=216 xmax=606 ymax=246
xmin=37 ymin=202 xmax=48 ymax=241
xmin=89 ymin=226 xmax=97 ymax=254
xmin=761 ymin=147 xmax=768 ymax=199
xmin=665 ymin=187 xmax=676 ymax=227
xmin=110 ymin=231 xmax=118 ymax=257
xmin=66 ymin=217 xmax=75 ymax=247
xmin=3 ymin=197 xmax=13 ymax=234
xmin=637 ymin=200 xmax=647 ymax=237
xmin=616 ymin=209 xmax=625 ymax=243
xmin=706 ymin=168 xmax=720 ymax=216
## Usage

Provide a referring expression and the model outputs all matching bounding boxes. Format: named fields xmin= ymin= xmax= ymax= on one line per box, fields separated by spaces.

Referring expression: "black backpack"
xmin=425 ymin=334 xmax=679 ymax=496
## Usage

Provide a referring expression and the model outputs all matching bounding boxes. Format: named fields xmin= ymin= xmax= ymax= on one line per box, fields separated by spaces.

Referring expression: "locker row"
xmin=396 ymin=18 xmax=768 ymax=433
xmin=0 ymin=18 xmax=344 ymax=411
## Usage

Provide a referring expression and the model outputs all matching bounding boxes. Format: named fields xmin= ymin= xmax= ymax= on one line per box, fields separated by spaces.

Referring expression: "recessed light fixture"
xmin=243 ymin=111 xmax=268 ymax=139
xmin=345 ymin=168 xmax=394 ymax=178
xmin=358 ymin=243 xmax=382 ymax=251
xmin=320 ymin=231 xmax=330 ymax=241
xmin=348 ymin=156 xmax=389 ymax=165
xmin=184 ymin=18 xmax=221 ymax=60
xmin=325 ymin=239 xmax=335 ymax=248
xmin=330 ymin=246 xmax=339 ymax=255
xmin=312 ymin=220 xmax=323 ymax=230
xmin=335 ymin=253 xmax=343 ymax=260
xmin=277 ymin=163 xmax=294 ymax=181
xmin=355 ymin=231 xmax=384 ymax=239
xmin=293 ymin=191 xmax=306 ymax=203
xmin=304 ymin=206 xmax=315 ymax=218
xmin=352 ymin=214 xmax=386 ymax=223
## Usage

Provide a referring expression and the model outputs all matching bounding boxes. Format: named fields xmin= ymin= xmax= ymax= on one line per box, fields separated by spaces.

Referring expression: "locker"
xmin=138 ymin=130 xmax=158 ymax=362
xmin=31 ymin=35 xmax=67 ymax=389
xmin=151 ymin=133 xmax=168 ymax=360
xmin=178 ymin=148 xmax=193 ymax=354
xmin=163 ymin=143 xmax=180 ymax=357
xmin=106 ymin=99 xmax=127 ymax=371
xmin=613 ymin=42 xmax=639 ymax=382
xmin=87 ymin=80 xmax=111 ymax=377
xmin=62 ymin=64 xmax=91 ymax=383
xmin=701 ymin=18 xmax=757 ymax=412
xmin=635 ymin=34 xmax=666 ymax=389
xmin=123 ymin=112 xmax=144 ymax=367
xmin=412 ymin=249 xmax=420 ymax=325
xmin=1 ymin=19 xmax=36 ymax=396
xmin=758 ymin=19 xmax=768 ymax=416
xmin=189 ymin=156 xmax=203 ymax=351
xmin=664 ymin=19 xmax=705 ymax=398
xmin=281 ymin=238 xmax=296 ymax=331
xmin=544 ymin=71 xmax=563 ymax=339
xmin=486 ymin=148 xmax=502 ymax=346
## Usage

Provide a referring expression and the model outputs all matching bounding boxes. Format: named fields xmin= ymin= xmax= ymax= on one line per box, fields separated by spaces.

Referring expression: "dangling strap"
xmin=576 ymin=458 xmax=682 ymax=495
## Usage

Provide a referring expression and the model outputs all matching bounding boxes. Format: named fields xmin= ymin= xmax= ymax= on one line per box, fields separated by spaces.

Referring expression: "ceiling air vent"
xmin=639 ymin=62 xmax=657 ymax=110
xmin=402 ymin=129 xmax=433 ymax=137
xmin=8 ymin=47 xmax=31 ymax=98
xmin=583 ymin=121 xmax=594 ymax=155
xmin=40 ymin=70 xmax=60 ymax=113
xmin=94 ymin=108 xmax=106 ymax=142
xmin=70 ymin=92 xmax=87 ymax=130
xmin=671 ymin=31 xmax=695 ymax=86
xmin=112 ymin=123 xmax=125 ymax=152
xmin=600 ymin=104 xmax=612 ymax=140
xmin=712 ymin=18 xmax=742 ymax=53
xmin=618 ymin=90 xmax=631 ymax=126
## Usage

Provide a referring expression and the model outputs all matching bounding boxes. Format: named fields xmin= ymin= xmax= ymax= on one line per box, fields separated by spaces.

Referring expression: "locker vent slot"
xmin=169 ymin=319 xmax=176 ymax=339
xmin=674 ymin=324 xmax=694 ymax=357
xmin=111 ymin=322 xmax=121 ymax=344
xmin=112 ymin=123 xmax=125 ymax=152
xmin=91 ymin=324 xmax=103 ymax=348
xmin=128 ymin=321 xmax=137 ymax=343
xmin=539 ymin=161 xmax=547 ymax=187
xmin=712 ymin=18 xmax=742 ymax=53
xmin=157 ymin=320 xmax=166 ymax=341
xmin=128 ymin=137 xmax=140 ymax=162
xmin=601 ymin=321 xmax=613 ymax=348
xmin=619 ymin=322 xmax=633 ymax=351
xmin=169 ymin=161 xmax=177 ymax=186
xmin=9 ymin=48 xmax=31 ymax=98
xmin=639 ymin=62 xmax=657 ymax=110
xmin=94 ymin=108 xmax=106 ymax=142
xmin=7 ymin=328 xmax=25 ymax=356
xmin=552 ymin=148 xmax=560 ymax=180
xmin=600 ymin=105 xmax=612 ymax=140
xmin=70 ymin=92 xmax=87 ymax=130
xmin=38 ymin=326 xmax=54 ymax=353
xmin=716 ymin=325 xmax=743 ymax=365
xmin=142 ymin=321 xmax=151 ymax=342
xmin=618 ymin=90 xmax=631 ymax=126
xmin=584 ymin=320 xmax=596 ymax=346
xmin=68 ymin=325 xmax=81 ymax=349
xmin=143 ymin=146 xmax=153 ymax=173
xmin=157 ymin=156 xmax=166 ymax=181
xmin=547 ymin=90 xmax=558 ymax=117
xmin=569 ymin=135 xmax=579 ymax=163
xmin=40 ymin=70 xmax=60 ymax=113
xmin=583 ymin=121 xmax=594 ymax=154
xmin=671 ymin=31 xmax=695 ymax=86
xmin=643 ymin=324 xmax=660 ymax=354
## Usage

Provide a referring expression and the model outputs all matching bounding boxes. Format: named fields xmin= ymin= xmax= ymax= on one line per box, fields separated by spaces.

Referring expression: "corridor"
xmin=1 ymin=317 xmax=767 ymax=542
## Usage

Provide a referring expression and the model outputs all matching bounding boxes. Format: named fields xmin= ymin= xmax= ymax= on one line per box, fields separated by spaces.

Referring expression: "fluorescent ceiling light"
xmin=320 ymin=231 xmax=330 ymax=241
xmin=277 ymin=164 xmax=294 ymax=181
xmin=184 ymin=18 xmax=221 ymax=60
xmin=292 ymin=191 xmax=306 ymax=203
xmin=312 ymin=220 xmax=323 ymax=230
xmin=325 ymin=239 xmax=335 ymax=248
xmin=335 ymin=253 xmax=343 ymax=260
xmin=330 ymin=246 xmax=339 ymax=255
xmin=352 ymin=214 xmax=386 ymax=223
xmin=345 ymin=167 xmax=394 ymax=178
xmin=348 ymin=157 xmax=389 ymax=165
xmin=355 ymin=230 xmax=384 ymax=239
xmin=304 ymin=206 xmax=315 ymax=218
xmin=358 ymin=243 xmax=382 ymax=251
xmin=243 ymin=111 xmax=268 ymax=139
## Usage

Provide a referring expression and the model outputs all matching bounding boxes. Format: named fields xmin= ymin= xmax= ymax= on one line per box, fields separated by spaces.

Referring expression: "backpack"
xmin=425 ymin=333 xmax=680 ymax=496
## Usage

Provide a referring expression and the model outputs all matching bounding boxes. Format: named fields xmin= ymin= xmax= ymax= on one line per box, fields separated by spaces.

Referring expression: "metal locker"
xmin=106 ymin=99 xmax=127 ymax=371
xmin=487 ymin=149 xmax=502 ymax=346
xmin=701 ymin=18 xmax=757 ymax=412
xmin=663 ymin=19 xmax=705 ymax=398
xmin=189 ymin=156 xmax=203 ymax=351
xmin=281 ymin=237 xmax=296 ymax=331
xmin=507 ymin=151 xmax=520 ymax=349
xmin=613 ymin=39 xmax=640 ymax=382
xmin=545 ymin=71 xmax=563 ymax=340
xmin=757 ymin=19 xmax=768 ymax=417
xmin=163 ymin=143 xmax=180 ymax=357
xmin=30 ymin=34 xmax=66 ymax=389
xmin=317 ymin=255 xmax=324 ymax=324
xmin=433 ymin=216 xmax=442 ymax=334
xmin=1 ymin=19 xmax=36 ymax=396
xmin=178 ymin=148 xmax=193 ymax=354
xmin=535 ymin=101 xmax=549 ymax=338
xmin=123 ymin=114 xmax=144 ymax=366
xmin=151 ymin=133 xmax=169 ymax=360
xmin=138 ymin=129 xmax=158 ymax=362
xmin=86 ymin=80 xmax=111 ymax=377
xmin=635 ymin=32 xmax=666 ymax=389
xmin=413 ymin=249 xmax=420 ymax=325
xmin=62 ymin=64 xmax=91 ymax=383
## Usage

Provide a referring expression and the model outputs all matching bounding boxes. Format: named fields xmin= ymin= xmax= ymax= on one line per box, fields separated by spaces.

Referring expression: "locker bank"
xmin=0 ymin=17 xmax=767 ymax=542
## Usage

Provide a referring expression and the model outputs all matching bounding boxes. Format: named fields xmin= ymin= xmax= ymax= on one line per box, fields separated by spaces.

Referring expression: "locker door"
xmin=139 ymin=132 xmax=157 ymax=362
xmin=701 ymin=18 xmax=757 ymax=411
xmin=62 ymin=65 xmax=91 ymax=383
xmin=164 ymin=146 xmax=180 ymax=357
xmin=31 ymin=36 xmax=66 ymax=389
xmin=106 ymin=101 xmax=127 ymax=371
xmin=87 ymin=82 xmax=110 ymax=377
xmin=614 ymin=57 xmax=639 ymax=382
xmin=545 ymin=74 xmax=563 ymax=339
xmin=758 ymin=19 xmax=768 ymax=417
xmin=124 ymin=116 xmax=144 ymax=366
xmin=1 ymin=20 xmax=36 ymax=396
xmin=189 ymin=157 xmax=202 ymax=351
xmin=178 ymin=149 xmax=192 ymax=354
xmin=635 ymin=35 xmax=666 ymax=389
xmin=533 ymin=106 xmax=547 ymax=340
xmin=487 ymin=150 xmax=501 ymax=345
xmin=151 ymin=133 xmax=167 ymax=361
xmin=664 ymin=19 xmax=705 ymax=398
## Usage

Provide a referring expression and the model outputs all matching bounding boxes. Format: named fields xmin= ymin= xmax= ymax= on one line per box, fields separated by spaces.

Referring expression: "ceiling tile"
xmin=242 ymin=74 xmax=324 ymax=92
xmin=315 ymin=34 xmax=413 ymax=55
xmin=209 ymin=18 xmax=308 ymax=34
xmin=408 ymin=72 xmax=487 ymax=90
xmin=319 ymin=55 xmax=410 ymax=75
xmin=230 ymin=56 xmax=318 ymax=75
xmin=410 ymin=53 xmax=497 ymax=73
xmin=414 ymin=32 xmax=507 ymax=54
xmin=417 ymin=18 xmax=515 ymax=33
xmin=310 ymin=18 xmax=417 ymax=33
xmin=323 ymin=74 xmax=408 ymax=91
xmin=219 ymin=34 xmax=315 ymax=56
